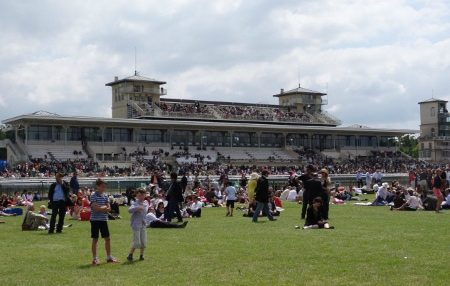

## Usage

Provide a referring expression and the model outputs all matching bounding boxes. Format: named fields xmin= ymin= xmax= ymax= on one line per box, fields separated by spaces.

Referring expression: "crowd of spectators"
xmin=150 ymin=101 xmax=328 ymax=124
xmin=155 ymin=101 xmax=213 ymax=117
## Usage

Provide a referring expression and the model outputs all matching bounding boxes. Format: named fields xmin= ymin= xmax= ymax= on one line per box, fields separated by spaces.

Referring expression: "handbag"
xmin=21 ymin=211 xmax=31 ymax=231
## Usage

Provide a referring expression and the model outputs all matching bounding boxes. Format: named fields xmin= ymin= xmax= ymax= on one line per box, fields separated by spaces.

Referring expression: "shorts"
xmin=433 ymin=187 xmax=443 ymax=198
xmin=131 ymin=227 xmax=147 ymax=249
xmin=226 ymin=200 xmax=235 ymax=208
xmin=90 ymin=220 xmax=110 ymax=239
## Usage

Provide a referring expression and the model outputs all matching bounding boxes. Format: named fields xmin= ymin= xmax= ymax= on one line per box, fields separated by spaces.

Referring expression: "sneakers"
xmin=139 ymin=255 xmax=145 ymax=261
xmin=106 ymin=257 xmax=120 ymax=263
xmin=127 ymin=255 xmax=133 ymax=262
xmin=92 ymin=259 xmax=100 ymax=266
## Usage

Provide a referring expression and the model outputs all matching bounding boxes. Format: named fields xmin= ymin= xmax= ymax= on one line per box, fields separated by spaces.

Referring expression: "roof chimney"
xmin=280 ymin=88 xmax=284 ymax=94
xmin=114 ymin=76 xmax=118 ymax=81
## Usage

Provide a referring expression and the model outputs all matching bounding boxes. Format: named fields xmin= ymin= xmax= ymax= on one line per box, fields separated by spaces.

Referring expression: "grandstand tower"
xmin=106 ymin=73 xmax=167 ymax=119
xmin=418 ymin=98 xmax=450 ymax=162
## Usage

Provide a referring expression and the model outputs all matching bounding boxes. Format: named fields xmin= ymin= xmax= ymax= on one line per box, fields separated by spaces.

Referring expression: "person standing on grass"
xmin=432 ymin=169 xmax=444 ymax=213
xmin=252 ymin=170 xmax=276 ymax=223
xmin=299 ymin=165 xmax=314 ymax=219
xmin=90 ymin=178 xmax=119 ymax=266
xmin=225 ymin=181 xmax=236 ymax=217
xmin=127 ymin=189 xmax=149 ymax=262
xmin=165 ymin=172 xmax=184 ymax=223
xmin=319 ymin=169 xmax=331 ymax=220
xmin=70 ymin=171 xmax=80 ymax=194
xmin=48 ymin=172 xmax=72 ymax=234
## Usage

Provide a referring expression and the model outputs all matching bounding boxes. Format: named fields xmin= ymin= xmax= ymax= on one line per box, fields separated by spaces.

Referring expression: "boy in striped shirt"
xmin=90 ymin=178 xmax=119 ymax=265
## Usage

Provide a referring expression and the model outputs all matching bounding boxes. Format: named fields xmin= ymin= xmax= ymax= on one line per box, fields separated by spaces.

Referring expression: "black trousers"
xmin=49 ymin=200 xmax=67 ymax=233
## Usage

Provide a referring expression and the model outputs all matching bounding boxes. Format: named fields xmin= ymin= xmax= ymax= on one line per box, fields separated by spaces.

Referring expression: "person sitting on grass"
xmin=392 ymin=191 xmax=406 ymax=209
xmin=371 ymin=182 xmax=389 ymax=205
xmin=70 ymin=197 xmax=85 ymax=220
xmin=243 ymin=198 xmax=259 ymax=217
xmin=391 ymin=192 xmax=422 ymax=211
xmin=109 ymin=196 xmax=121 ymax=219
xmin=146 ymin=207 xmax=188 ymax=228
xmin=155 ymin=200 xmax=166 ymax=219
xmin=303 ymin=197 xmax=334 ymax=229
xmin=420 ymin=190 xmax=438 ymax=211
xmin=186 ymin=196 xmax=202 ymax=218
xmin=39 ymin=205 xmax=72 ymax=228
xmin=266 ymin=195 xmax=280 ymax=217
xmin=1 ymin=194 xmax=10 ymax=210
xmin=23 ymin=203 xmax=48 ymax=230
xmin=438 ymin=189 xmax=450 ymax=210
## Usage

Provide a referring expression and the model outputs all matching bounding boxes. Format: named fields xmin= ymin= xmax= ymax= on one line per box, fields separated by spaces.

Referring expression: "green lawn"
xmin=1 ymin=197 xmax=448 ymax=286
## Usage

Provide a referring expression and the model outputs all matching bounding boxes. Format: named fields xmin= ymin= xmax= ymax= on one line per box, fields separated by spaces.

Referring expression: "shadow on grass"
xmin=76 ymin=260 xmax=139 ymax=269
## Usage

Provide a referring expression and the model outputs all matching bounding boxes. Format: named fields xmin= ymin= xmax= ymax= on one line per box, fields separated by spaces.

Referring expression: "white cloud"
xmin=1 ymin=0 xmax=450 ymax=131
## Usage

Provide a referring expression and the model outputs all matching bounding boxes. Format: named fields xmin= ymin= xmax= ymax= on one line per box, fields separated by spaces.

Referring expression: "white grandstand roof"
xmin=2 ymin=114 xmax=419 ymax=136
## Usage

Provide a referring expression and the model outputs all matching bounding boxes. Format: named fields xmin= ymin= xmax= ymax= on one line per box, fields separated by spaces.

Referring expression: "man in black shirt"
xmin=299 ymin=165 xmax=315 ymax=219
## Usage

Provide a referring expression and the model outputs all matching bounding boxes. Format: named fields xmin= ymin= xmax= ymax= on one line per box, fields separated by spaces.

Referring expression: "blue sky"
xmin=1 ymin=0 xmax=450 ymax=130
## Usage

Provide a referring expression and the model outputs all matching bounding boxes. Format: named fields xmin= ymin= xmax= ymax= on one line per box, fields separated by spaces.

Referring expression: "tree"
xmin=399 ymin=134 xmax=418 ymax=158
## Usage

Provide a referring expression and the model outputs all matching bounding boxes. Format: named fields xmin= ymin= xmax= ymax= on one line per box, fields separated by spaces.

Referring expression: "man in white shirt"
xmin=186 ymin=196 xmax=202 ymax=217
xmin=287 ymin=187 xmax=298 ymax=202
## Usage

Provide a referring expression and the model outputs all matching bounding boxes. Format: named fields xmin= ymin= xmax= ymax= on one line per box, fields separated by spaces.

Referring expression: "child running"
xmin=127 ymin=189 xmax=149 ymax=261
xmin=90 ymin=178 xmax=119 ymax=265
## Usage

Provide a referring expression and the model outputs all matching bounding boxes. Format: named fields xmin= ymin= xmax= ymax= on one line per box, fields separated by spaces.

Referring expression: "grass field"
xmin=1 ymin=196 xmax=448 ymax=286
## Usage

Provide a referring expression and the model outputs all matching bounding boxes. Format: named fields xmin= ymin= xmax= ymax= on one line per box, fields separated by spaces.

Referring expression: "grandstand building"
xmin=1 ymin=73 xmax=418 ymax=165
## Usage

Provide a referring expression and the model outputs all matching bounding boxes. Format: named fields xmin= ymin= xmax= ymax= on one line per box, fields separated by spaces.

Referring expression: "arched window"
xmin=431 ymin=107 xmax=435 ymax=116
